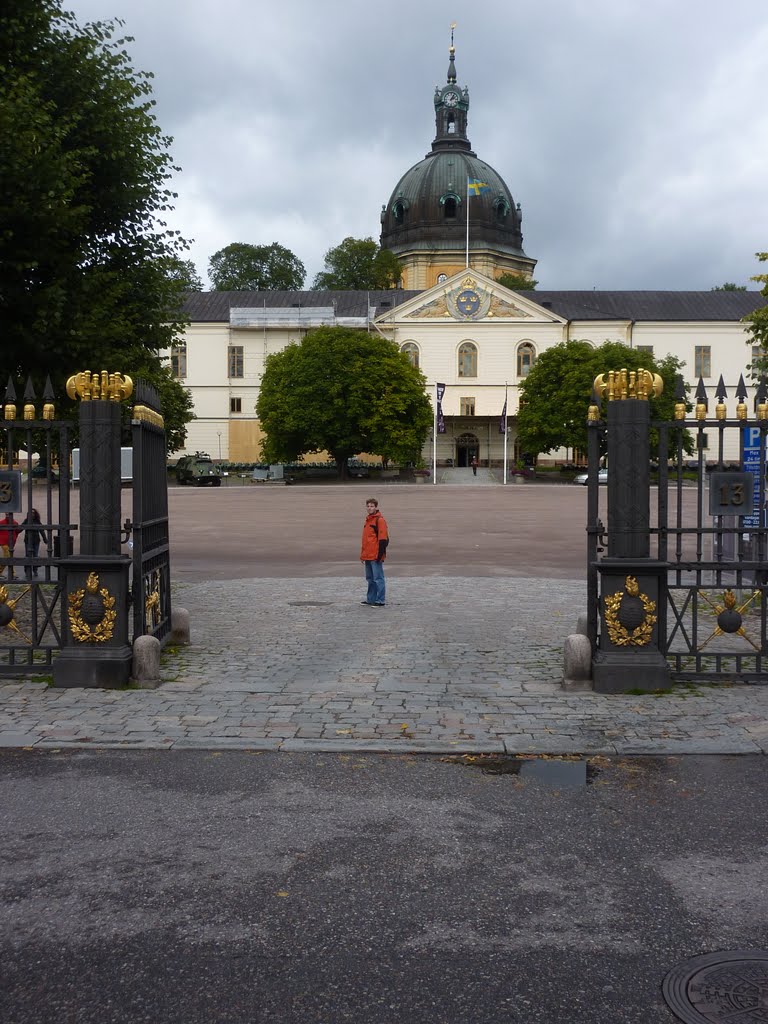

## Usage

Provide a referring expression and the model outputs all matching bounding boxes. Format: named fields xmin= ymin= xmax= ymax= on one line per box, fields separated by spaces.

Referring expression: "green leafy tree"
xmin=495 ymin=271 xmax=538 ymax=290
xmin=163 ymin=257 xmax=203 ymax=292
xmin=313 ymin=237 xmax=402 ymax=290
xmin=745 ymin=252 xmax=768 ymax=380
xmin=517 ymin=340 xmax=687 ymax=457
xmin=712 ymin=282 xmax=747 ymax=291
xmin=208 ymin=242 xmax=305 ymax=290
xmin=256 ymin=327 xmax=432 ymax=476
xmin=0 ymin=0 xmax=194 ymax=448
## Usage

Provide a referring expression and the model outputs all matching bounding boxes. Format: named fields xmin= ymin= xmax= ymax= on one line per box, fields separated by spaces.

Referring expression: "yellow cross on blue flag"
xmin=467 ymin=178 xmax=490 ymax=196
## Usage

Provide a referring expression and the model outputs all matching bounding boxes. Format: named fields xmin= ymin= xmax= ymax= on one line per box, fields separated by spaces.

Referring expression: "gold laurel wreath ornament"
xmin=68 ymin=572 xmax=117 ymax=643
xmin=604 ymin=576 xmax=657 ymax=647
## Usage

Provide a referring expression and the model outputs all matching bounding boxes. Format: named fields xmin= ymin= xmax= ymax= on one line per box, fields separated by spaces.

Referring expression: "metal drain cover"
xmin=288 ymin=601 xmax=331 ymax=607
xmin=662 ymin=951 xmax=768 ymax=1023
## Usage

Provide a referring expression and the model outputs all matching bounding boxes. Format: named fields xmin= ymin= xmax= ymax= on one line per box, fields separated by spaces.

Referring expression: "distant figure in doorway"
xmin=360 ymin=498 xmax=388 ymax=606
xmin=22 ymin=509 xmax=48 ymax=578
xmin=471 ymin=455 xmax=478 ymax=476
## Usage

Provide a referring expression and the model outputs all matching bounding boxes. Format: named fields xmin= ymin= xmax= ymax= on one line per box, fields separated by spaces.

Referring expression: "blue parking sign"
xmin=742 ymin=427 xmax=766 ymax=528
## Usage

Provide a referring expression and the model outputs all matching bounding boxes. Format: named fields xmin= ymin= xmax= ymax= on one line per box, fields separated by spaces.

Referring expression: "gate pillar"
xmin=591 ymin=369 xmax=671 ymax=693
xmin=53 ymin=372 xmax=134 ymax=689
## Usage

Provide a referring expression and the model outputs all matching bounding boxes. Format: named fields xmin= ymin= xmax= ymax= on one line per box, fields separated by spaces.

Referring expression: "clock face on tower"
xmin=443 ymin=90 xmax=459 ymax=107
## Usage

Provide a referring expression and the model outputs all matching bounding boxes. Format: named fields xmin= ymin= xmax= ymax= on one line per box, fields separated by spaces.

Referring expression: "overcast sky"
xmin=66 ymin=0 xmax=768 ymax=292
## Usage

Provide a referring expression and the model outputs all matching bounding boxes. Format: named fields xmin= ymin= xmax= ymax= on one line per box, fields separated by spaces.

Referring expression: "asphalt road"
xmin=1 ymin=749 xmax=766 ymax=1024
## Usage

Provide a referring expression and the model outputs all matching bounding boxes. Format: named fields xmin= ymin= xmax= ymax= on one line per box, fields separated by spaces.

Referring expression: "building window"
xmin=752 ymin=344 xmax=763 ymax=370
xmin=460 ymin=397 xmax=475 ymax=416
xmin=695 ymin=346 xmax=711 ymax=379
xmin=401 ymin=342 xmax=420 ymax=368
xmin=230 ymin=397 xmax=242 ymax=414
xmin=437 ymin=273 xmax=448 ymax=284
xmin=517 ymin=342 xmax=536 ymax=377
xmin=393 ymin=202 xmax=405 ymax=224
xmin=444 ymin=197 xmax=457 ymax=219
xmin=458 ymin=341 xmax=477 ymax=377
xmin=228 ymin=345 xmax=244 ymax=378
xmin=171 ymin=342 xmax=187 ymax=379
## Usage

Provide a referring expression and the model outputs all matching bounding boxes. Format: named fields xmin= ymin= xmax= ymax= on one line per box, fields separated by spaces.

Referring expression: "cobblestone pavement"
xmin=1 ymin=575 xmax=767 ymax=755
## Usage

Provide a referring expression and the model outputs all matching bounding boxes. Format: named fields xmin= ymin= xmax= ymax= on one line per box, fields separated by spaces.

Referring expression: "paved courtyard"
xmin=1 ymin=481 xmax=767 ymax=754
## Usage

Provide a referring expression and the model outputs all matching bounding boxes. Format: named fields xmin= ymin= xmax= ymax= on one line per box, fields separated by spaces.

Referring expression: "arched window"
xmin=401 ymin=342 xmax=420 ymax=368
xmin=440 ymin=192 xmax=461 ymax=220
xmin=458 ymin=341 xmax=477 ymax=378
xmin=494 ymin=197 xmax=510 ymax=224
xmin=436 ymin=273 xmax=448 ymax=284
xmin=517 ymin=342 xmax=536 ymax=378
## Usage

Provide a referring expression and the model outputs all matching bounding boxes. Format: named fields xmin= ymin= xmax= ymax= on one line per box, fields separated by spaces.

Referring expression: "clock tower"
xmin=433 ymin=38 xmax=471 ymax=151
xmin=380 ymin=34 xmax=536 ymax=289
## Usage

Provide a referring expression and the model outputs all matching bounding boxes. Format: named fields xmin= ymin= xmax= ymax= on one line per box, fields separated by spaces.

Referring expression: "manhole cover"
xmin=287 ymin=601 xmax=331 ymax=607
xmin=662 ymin=951 xmax=768 ymax=1023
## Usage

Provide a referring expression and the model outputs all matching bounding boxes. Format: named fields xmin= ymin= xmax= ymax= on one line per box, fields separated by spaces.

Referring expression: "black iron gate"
xmin=587 ymin=373 xmax=768 ymax=685
xmin=130 ymin=380 xmax=172 ymax=645
xmin=0 ymin=378 xmax=75 ymax=675
xmin=1 ymin=374 xmax=172 ymax=679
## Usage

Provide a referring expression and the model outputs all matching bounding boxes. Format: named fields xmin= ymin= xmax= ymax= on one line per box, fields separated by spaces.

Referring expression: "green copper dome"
xmin=380 ymin=43 xmax=527 ymax=259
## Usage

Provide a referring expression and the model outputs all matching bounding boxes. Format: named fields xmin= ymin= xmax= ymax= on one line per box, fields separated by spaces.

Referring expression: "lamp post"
xmin=217 ymin=431 xmax=222 ymax=463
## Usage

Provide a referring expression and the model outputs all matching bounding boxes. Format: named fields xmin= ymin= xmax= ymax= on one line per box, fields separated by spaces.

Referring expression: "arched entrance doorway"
xmin=456 ymin=432 xmax=479 ymax=468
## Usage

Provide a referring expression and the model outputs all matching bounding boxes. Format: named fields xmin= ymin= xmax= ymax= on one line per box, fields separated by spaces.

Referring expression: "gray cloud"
xmin=67 ymin=0 xmax=768 ymax=289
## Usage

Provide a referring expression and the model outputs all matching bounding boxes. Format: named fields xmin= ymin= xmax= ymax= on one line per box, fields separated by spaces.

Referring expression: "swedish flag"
xmin=467 ymin=178 xmax=490 ymax=196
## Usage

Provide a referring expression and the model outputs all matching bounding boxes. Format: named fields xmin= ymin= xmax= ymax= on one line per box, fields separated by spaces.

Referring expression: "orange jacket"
xmin=360 ymin=510 xmax=388 ymax=561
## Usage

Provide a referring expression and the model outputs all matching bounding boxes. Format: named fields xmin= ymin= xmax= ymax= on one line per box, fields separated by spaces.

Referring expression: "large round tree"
xmin=517 ymin=340 xmax=687 ymax=458
xmin=256 ymin=327 xmax=433 ymax=476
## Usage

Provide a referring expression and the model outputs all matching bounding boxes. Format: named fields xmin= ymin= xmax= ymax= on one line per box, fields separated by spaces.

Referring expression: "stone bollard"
xmin=170 ymin=606 xmax=191 ymax=646
xmin=132 ymin=634 xmax=161 ymax=689
xmin=562 ymin=634 xmax=593 ymax=691
xmin=575 ymin=614 xmax=589 ymax=636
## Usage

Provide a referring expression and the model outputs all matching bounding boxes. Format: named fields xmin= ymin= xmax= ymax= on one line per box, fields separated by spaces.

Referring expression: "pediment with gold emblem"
xmin=375 ymin=270 xmax=564 ymax=325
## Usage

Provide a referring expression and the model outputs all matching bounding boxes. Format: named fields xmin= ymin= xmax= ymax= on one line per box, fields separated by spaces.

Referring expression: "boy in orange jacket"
xmin=360 ymin=498 xmax=388 ymax=606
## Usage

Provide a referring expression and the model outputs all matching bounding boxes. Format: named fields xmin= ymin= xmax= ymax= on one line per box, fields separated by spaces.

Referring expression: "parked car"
xmin=176 ymin=454 xmax=222 ymax=486
xmin=574 ymin=468 xmax=608 ymax=485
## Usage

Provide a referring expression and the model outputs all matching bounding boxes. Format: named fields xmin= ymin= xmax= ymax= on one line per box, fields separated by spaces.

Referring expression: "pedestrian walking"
xmin=22 ymin=509 xmax=48 ymax=578
xmin=360 ymin=497 xmax=388 ymax=606
xmin=0 ymin=512 xmax=20 ymax=579
xmin=471 ymin=455 xmax=478 ymax=476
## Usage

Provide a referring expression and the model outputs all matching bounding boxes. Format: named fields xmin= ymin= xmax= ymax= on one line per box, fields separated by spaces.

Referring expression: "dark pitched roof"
xmin=182 ymin=289 xmax=422 ymax=322
xmin=519 ymin=291 xmax=765 ymax=322
xmin=182 ymin=288 xmax=765 ymax=324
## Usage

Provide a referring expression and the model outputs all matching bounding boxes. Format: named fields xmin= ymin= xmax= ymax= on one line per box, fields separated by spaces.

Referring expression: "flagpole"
xmin=503 ymin=382 xmax=508 ymax=485
xmin=465 ymin=178 xmax=470 ymax=268
xmin=433 ymin=383 xmax=437 ymax=485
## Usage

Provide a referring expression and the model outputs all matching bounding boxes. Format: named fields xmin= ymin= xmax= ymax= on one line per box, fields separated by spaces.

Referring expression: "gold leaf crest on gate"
xmin=68 ymin=571 xmax=117 ymax=643
xmin=604 ymin=576 xmax=657 ymax=647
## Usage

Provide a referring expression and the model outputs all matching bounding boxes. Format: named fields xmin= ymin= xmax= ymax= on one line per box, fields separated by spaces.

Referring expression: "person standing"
xmin=22 ymin=509 xmax=48 ymax=578
xmin=0 ymin=512 xmax=20 ymax=579
xmin=360 ymin=498 xmax=388 ymax=606
xmin=471 ymin=455 xmax=478 ymax=476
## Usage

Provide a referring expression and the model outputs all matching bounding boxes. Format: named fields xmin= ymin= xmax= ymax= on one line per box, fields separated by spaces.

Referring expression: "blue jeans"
xmin=363 ymin=560 xmax=386 ymax=604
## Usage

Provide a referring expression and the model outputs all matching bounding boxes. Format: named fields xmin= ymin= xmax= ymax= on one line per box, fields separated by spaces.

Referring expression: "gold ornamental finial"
xmin=593 ymin=369 xmax=663 ymax=402
xmin=66 ymin=372 xmax=134 ymax=402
